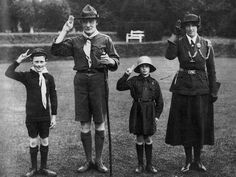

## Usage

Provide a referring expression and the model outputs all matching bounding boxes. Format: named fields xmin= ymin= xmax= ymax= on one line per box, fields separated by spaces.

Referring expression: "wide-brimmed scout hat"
xmin=30 ymin=48 xmax=47 ymax=59
xmin=134 ymin=56 xmax=156 ymax=73
xmin=78 ymin=4 xmax=99 ymax=19
xmin=181 ymin=13 xmax=201 ymax=28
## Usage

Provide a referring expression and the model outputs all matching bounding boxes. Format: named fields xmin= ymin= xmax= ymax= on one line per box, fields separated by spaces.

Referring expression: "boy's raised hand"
xmin=62 ymin=15 xmax=74 ymax=32
xmin=126 ymin=64 xmax=135 ymax=75
xmin=16 ymin=49 xmax=31 ymax=63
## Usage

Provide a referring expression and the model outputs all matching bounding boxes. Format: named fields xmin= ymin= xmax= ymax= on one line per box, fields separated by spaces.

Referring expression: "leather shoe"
xmin=94 ymin=161 xmax=108 ymax=173
xmin=135 ymin=164 xmax=144 ymax=173
xmin=24 ymin=168 xmax=37 ymax=177
xmin=181 ymin=163 xmax=191 ymax=173
xmin=77 ymin=161 xmax=94 ymax=173
xmin=191 ymin=161 xmax=207 ymax=172
xmin=39 ymin=168 xmax=57 ymax=177
xmin=146 ymin=165 xmax=158 ymax=174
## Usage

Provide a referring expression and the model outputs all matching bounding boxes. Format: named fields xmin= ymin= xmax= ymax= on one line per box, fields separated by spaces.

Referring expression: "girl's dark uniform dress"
xmin=165 ymin=35 xmax=218 ymax=146
xmin=117 ymin=73 xmax=164 ymax=135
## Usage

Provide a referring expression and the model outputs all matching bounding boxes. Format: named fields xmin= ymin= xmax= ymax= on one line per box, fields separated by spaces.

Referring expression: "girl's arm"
xmin=116 ymin=65 xmax=135 ymax=91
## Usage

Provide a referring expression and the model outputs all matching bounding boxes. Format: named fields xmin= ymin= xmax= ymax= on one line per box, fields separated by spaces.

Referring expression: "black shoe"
xmin=135 ymin=164 xmax=144 ymax=173
xmin=191 ymin=161 xmax=207 ymax=172
xmin=24 ymin=168 xmax=37 ymax=177
xmin=181 ymin=163 xmax=191 ymax=173
xmin=94 ymin=161 xmax=108 ymax=173
xmin=146 ymin=165 xmax=158 ymax=174
xmin=39 ymin=168 xmax=57 ymax=177
xmin=77 ymin=161 xmax=94 ymax=173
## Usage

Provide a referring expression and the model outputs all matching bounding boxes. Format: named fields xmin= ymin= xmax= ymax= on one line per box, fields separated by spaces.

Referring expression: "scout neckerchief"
xmin=186 ymin=34 xmax=198 ymax=62
xmin=31 ymin=66 xmax=48 ymax=109
xmin=82 ymin=30 xmax=99 ymax=68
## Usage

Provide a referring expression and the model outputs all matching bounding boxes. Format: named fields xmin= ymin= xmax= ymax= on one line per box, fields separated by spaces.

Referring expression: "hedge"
xmin=1 ymin=41 xmax=236 ymax=63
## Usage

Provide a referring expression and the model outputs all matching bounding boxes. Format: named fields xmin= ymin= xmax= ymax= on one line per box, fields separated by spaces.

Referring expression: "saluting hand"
xmin=62 ymin=15 xmax=74 ymax=32
xmin=125 ymin=64 xmax=135 ymax=75
xmin=16 ymin=49 xmax=31 ymax=63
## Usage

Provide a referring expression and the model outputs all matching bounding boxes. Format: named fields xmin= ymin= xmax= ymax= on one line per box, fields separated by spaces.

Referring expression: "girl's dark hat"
xmin=134 ymin=56 xmax=156 ymax=73
xmin=31 ymin=48 xmax=47 ymax=58
xmin=181 ymin=13 xmax=201 ymax=28
xmin=78 ymin=4 xmax=99 ymax=19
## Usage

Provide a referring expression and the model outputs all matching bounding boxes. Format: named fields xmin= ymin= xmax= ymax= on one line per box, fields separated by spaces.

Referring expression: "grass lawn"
xmin=0 ymin=57 xmax=235 ymax=177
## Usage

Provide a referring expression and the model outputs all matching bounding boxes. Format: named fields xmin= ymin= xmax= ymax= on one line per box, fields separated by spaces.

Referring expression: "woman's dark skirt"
xmin=165 ymin=93 xmax=214 ymax=146
xmin=129 ymin=101 xmax=156 ymax=136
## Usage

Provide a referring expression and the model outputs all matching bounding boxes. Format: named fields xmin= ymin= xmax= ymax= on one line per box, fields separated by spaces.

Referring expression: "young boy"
xmin=116 ymin=56 xmax=164 ymax=174
xmin=5 ymin=48 xmax=58 ymax=177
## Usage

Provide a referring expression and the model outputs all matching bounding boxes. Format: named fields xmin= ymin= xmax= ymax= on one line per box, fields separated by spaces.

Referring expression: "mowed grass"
xmin=0 ymin=57 xmax=235 ymax=177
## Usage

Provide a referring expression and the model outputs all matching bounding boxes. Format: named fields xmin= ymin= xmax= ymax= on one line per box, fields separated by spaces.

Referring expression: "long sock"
xmin=40 ymin=145 xmax=48 ymax=169
xmin=81 ymin=131 xmax=92 ymax=162
xmin=193 ymin=145 xmax=201 ymax=162
xmin=30 ymin=146 xmax=38 ymax=170
xmin=184 ymin=146 xmax=192 ymax=164
xmin=136 ymin=143 xmax=144 ymax=166
xmin=95 ymin=130 xmax=105 ymax=163
xmin=145 ymin=143 xmax=153 ymax=167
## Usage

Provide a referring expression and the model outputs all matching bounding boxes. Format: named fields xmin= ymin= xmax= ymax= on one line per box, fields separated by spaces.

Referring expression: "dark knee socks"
xmin=136 ymin=144 xmax=144 ymax=166
xmin=145 ymin=143 xmax=153 ymax=167
xmin=81 ymin=131 xmax=92 ymax=162
xmin=40 ymin=145 xmax=48 ymax=169
xmin=184 ymin=146 xmax=192 ymax=164
xmin=30 ymin=146 xmax=38 ymax=170
xmin=95 ymin=130 xmax=105 ymax=162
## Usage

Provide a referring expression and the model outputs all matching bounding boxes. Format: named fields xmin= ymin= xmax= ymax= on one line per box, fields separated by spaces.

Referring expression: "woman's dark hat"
xmin=78 ymin=4 xmax=99 ymax=19
xmin=181 ymin=13 xmax=201 ymax=28
xmin=134 ymin=56 xmax=156 ymax=73
xmin=30 ymin=48 xmax=47 ymax=59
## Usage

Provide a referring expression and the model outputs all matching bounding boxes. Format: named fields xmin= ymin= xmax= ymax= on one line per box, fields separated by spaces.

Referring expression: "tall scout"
xmin=51 ymin=4 xmax=119 ymax=173
xmin=5 ymin=48 xmax=58 ymax=177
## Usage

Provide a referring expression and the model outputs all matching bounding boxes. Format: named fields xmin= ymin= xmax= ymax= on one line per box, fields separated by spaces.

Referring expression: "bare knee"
xmin=136 ymin=135 xmax=144 ymax=144
xmin=40 ymin=137 xmax=49 ymax=146
xmin=29 ymin=138 xmax=38 ymax=147
xmin=80 ymin=122 xmax=91 ymax=133
xmin=144 ymin=136 xmax=153 ymax=144
xmin=95 ymin=122 xmax=105 ymax=131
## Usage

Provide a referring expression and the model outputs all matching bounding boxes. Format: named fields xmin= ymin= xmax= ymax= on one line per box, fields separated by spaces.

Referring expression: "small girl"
xmin=116 ymin=56 xmax=164 ymax=174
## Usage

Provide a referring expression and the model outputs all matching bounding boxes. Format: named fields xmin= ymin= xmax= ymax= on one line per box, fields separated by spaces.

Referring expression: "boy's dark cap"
xmin=31 ymin=48 xmax=47 ymax=58
xmin=78 ymin=4 xmax=99 ymax=19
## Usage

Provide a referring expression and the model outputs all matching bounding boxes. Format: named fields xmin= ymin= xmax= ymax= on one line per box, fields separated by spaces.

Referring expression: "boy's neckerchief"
xmin=82 ymin=30 xmax=99 ymax=68
xmin=31 ymin=66 xmax=48 ymax=109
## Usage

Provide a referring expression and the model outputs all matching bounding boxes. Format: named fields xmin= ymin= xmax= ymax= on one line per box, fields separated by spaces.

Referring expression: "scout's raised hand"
xmin=62 ymin=15 xmax=74 ymax=32
xmin=16 ymin=49 xmax=31 ymax=63
xmin=173 ymin=19 xmax=181 ymax=35
xmin=126 ymin=64 xmax=135 ymax=75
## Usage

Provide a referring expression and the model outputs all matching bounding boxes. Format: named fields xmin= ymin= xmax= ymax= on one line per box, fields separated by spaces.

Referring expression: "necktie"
xmin=83 ymin=39 xmax=92 ymax=68
xmin=39 ymin=72 xmax=47 ymax=109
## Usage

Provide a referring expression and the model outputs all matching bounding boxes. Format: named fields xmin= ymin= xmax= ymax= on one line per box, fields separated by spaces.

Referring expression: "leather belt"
xmin=179 ymin=68 xmax=196 ymax=74
xmin=134 ymin=98 xmax=154 ymax=102
xmin=77 ymin=68 xmax=104 ymax=73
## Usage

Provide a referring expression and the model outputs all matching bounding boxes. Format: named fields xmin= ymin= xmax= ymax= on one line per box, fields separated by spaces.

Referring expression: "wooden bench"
xmin=126 ymin=30 xmax=144 ymax=43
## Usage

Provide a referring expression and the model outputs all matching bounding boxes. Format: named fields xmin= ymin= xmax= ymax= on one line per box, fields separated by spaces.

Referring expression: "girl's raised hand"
xmin=126 ymin=64 xmax=135 ymax=75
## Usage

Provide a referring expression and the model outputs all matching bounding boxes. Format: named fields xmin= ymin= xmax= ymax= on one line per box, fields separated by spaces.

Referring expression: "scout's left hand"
xmin=99 ymin=53 xmax=115 ymax=66
xmin=50 ymin=115 xmax=56 ymax=129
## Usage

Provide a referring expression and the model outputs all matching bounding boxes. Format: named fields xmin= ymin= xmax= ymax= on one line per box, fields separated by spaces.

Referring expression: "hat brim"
xmin=134 ymin=64 xmax=156 ymax=73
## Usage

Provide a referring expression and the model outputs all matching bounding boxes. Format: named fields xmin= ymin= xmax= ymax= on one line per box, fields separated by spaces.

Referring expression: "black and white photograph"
xmin=0 ymin=0 xmax=235 ymax=177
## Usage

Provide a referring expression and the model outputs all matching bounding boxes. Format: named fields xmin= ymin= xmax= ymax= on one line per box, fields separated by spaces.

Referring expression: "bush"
xmin=117 ymin=21 xmax=164 ymax=41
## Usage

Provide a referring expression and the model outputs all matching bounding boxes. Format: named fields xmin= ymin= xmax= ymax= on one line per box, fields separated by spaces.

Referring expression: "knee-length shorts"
xmin=74 ymin=72 xmax=107 ymax=123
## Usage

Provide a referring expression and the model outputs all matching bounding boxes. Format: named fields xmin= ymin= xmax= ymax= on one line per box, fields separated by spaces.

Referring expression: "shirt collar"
xmin=82 ymin=30 xmax=99 ymax=40
xmin=186 ymin=34 xmax=198 ymax=44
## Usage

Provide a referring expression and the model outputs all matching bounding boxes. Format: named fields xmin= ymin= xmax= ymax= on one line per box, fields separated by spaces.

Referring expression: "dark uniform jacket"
xmin=165 ymin=35 xmax=218 ymax=96
xmin=51 ymin=33 xmax=119 ymax=72
xmin=5 ymin=62 xmax=58 ymax=122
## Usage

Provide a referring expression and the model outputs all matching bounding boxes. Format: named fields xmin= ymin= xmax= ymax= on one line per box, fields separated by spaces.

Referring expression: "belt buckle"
xmin=188 ymin=70 xmax=195 ymax=74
